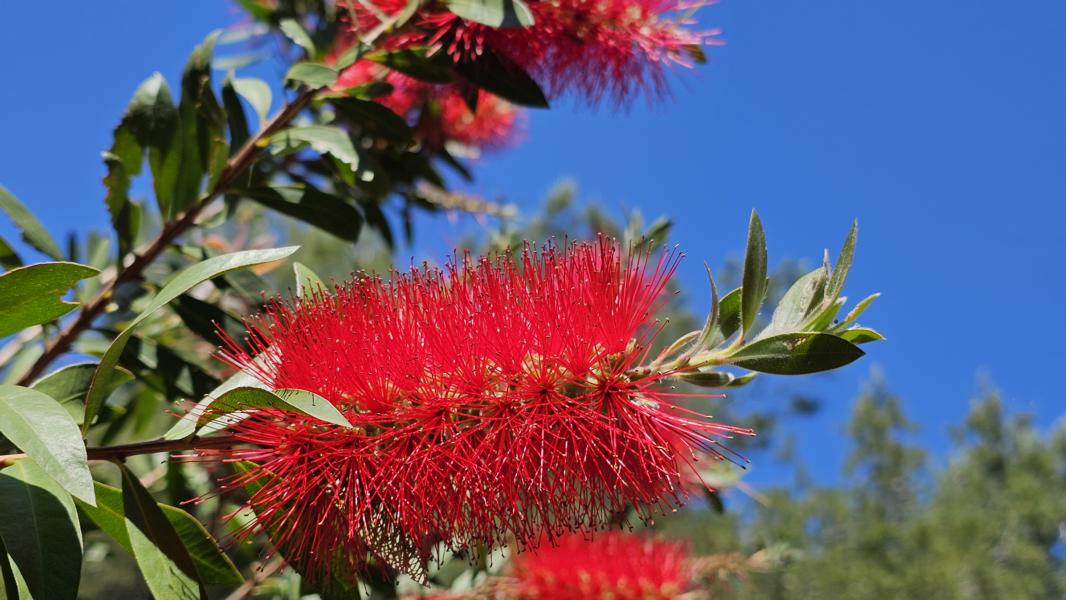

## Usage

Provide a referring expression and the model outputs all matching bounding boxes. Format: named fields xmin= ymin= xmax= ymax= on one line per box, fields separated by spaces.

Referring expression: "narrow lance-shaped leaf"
xmin=160 ymin=31 xmax=226 ymax=219
xmin=739 ymin=209 xmax=768 ymax=340
xmin=694 ymin=262 xmax=719 ymax=349
xmin=454 ymin=46 xmax=549 ymax=108
xmin=0 ymin=186 xmax=63 ymax=260
xmin=0 ymin=262 xmax=98 ymax=338
xmin=238 ymin=184 xmax=364 ymax=242
xmin=119 ymin=465 xmax=204 ymax=599
xmin=76 ymin=481 xmax=242 ymax=586
xmin=220 ymin=77 xmax=251 ymax=154
xmin=230 ymin=77 xmax=272 ymax=125
xmin=833 ymin=292 xmax=880 ymax=332
xmin=294 ymin=261 xmax=327 ymax=297
xmin=279 ymin=18 xmax=316 ymax=55
xmin=838 ymin=327 xmax=885 ymax=344
xmin=194 ymin=386 xmax=354 ymax=432
xmin=763 ymin=267 xmax=826 ymax=338
xmin=0 ymin=460 xmax=82 ymax=600
xmin=0 ymin=386 xmax=95 ymax=504
xmin=728 ymin=332 xmax=865 ymax=375
xmin=269 ymin=125 xmax=360 ymax=171
xmin=285 ymin=62 xmax=338 ymax=88
xmin=713 ymin=287 xmax=742 ymax=346
xmin=0 ymin=535 xmax=24 ymax=599
xmin=365 ymin=48 xmax=454 ymax=84
xmin=30 ymin=363 xmax=133 ymax=424
xmin=82 ymin=246 xmax=299 ymax=434
xmin=825 ymin=219 xmax=857 ymax=303
xmin=0 ymin=236 xmax=22 ymax=270
xmin=164 ymin=357 xmax=269 ymax=441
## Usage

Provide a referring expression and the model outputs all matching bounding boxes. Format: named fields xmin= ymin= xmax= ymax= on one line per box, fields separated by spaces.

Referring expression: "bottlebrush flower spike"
xmin=510 ymin=532 xmax=694 ymax=599
xmin=206 ymin=238 xmax=751 ymax=582
xmin=338 ymin=0 xmax=719 ymax=105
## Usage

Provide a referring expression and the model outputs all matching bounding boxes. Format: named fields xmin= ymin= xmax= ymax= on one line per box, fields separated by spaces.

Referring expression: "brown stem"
xmin=0 ymin=435 xmax=239 ymax=467
xmin=16 ymin=89 xmax=319 ymax=386
xmin=225 ymin=556 xmax=287 ymax=600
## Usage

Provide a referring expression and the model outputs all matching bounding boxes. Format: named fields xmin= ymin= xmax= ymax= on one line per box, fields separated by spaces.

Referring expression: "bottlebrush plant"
xmin=0 ymin=2 xmax=882 ymax=599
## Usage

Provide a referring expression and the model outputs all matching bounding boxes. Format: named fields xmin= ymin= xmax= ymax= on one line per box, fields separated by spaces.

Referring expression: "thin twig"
xmin=0 ymin=435 xmax=239 ymax=466
xmin=225 ymin=556 xmax=287 ymax=600
xmin=15 ymin=89 xmax=320 ymax=386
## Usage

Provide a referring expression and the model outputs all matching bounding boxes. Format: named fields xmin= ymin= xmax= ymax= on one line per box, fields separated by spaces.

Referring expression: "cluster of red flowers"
xmin=211 ymin=239 xmax=750 ymax=580
xmin=509 ymin=533 xmax=693 ymax=599
xmin=328 ymin=0 xmax=715 ymax=150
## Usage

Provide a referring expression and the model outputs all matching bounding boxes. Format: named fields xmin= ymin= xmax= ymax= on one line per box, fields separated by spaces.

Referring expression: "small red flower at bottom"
xmin=204 ymin=239 xmax=751 ymax=581
xmin=510 ymin=532 xmax=693 ymax=599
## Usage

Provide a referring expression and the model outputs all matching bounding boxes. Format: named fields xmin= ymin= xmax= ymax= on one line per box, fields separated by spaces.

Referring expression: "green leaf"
xmin=0 ymin=262 xmax=98 ymax=338
xmin=194 ymin=386 xmax=353 ymax=431
xmin=230 ymin=77 xmax=272 ymax=125
xmin=763 ymin=267 xmax=827 ymax=337
xmin=170 ymin=294 xmax=245 ymax=346
xmin=446 ymin=0 xmax=534 ymax=27
xmin=725 ymin=372 xmax=758 ymax=387
xmin=238 ymin=184 xmax=364 ymax=241
xmin=805 ymin=297 xmax=844 ymax=332
xmin=679 ymin=370 xmax=734 ymax=388
xmin=454 ymin=47 xmax=549 ymax=108
xmin=332 ymin=97 xmax=414 ymax=142
xmin=77 ymin=481 xmax=242 ymax=586
xmin=365 ymin=48 xmax=454 ymax=84
xmin=119 ymin=465 xmax=204 ymax=599
xmin=694 ymin=262 xmax=720 ymax=349
xmin=710 ymin=287 xmax=742 ymax=347
xmin=164 ymin=363 xmax=267 ymax=440
xmin=82 ymin=246 xmax=299 ymax=434
xmin=825 ymin=219 xmax=857 ymax=303
xmin=221 ymin=78 xmax=251 ymax=154
xmin=833 ymin=292 xmax=880 ymax=332
xmin=728 ymin=332 xmax=865 ymax=375
xmin=0 ymin=535 xmax=25 ymax=600
xmin=0 ymin=460 xmax=82 ymax=600
xmin=0 ymin=386 xmax=94 ymax=504
xmin=0 ymin=186 xmax=62 ymax=260
xmin=739 ymin=209 xmax=768 ymax=340
xmin=0 ymin=237 xmax=22 ymax=270
xmin=838 ymin=327 xmax=885 ymax=344
xmin=117 ymin=73 xmax=179 ymax=225
xmin=30 ymin=362 xmax=133 ymax=425
xmin=285 ymin=62 xmax=338 ymax=88
xmin=161 ymin=31 xmax=227 ymax=218
xmin=269 ymin=125 xmax=360 ymax=170
xmin=106 ymin=73 xmax=177 ymax=257
xmin=294 ymin=261 xmax=327 ymax=297
xmin=278 ymin=18 xmax=316 ymax=55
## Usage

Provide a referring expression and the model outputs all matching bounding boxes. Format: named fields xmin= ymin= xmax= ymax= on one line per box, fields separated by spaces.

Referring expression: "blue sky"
xmin=1 ymin=2 xmax=1064 ymax=483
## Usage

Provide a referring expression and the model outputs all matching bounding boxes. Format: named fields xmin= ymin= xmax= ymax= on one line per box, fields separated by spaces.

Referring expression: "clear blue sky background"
xmin=1 ymin=2 xmax=1063 ymax=484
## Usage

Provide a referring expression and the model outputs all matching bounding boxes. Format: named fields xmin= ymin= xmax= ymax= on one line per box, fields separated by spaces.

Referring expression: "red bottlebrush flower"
xmin=339 ymin=0 xmax=719 ymax=105
xmin=423 ymin=0 xmax=718 ymax=104
xmin=510 ymin=532 xmax=694 ymax=599
xmin=208 ymin=239 xmax=751 ymax=581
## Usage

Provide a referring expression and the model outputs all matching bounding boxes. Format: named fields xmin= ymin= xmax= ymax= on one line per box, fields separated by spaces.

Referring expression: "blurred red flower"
xmin=510 ymin=532 xmax=694 ymax=599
